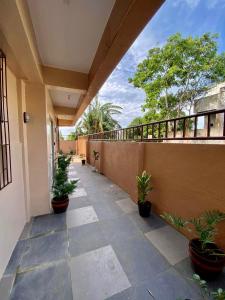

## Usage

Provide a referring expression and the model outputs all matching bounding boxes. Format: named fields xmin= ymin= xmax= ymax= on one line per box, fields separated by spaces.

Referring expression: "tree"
xmin=129 ymin=33 xmax=225 ymax=121
xmin=67 ymin=132 xmax=76 ymax=141
xmin=128 ymin=117 xmax=144 ymax=127
xmin=81 ymin=97 xmax=122 ymax=134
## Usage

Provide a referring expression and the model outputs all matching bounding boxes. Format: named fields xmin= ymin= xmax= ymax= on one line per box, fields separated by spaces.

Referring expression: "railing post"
xmin=141 ymin=125 xmax=143 ymax=141
xmin=183 ymin=119 xmax=186 ymax=138
xmin=165 ymin=121 xmax=168 ymax=139
xmin=207 ymin=114 xmax=211 ymax=137
xmin=194 ymin=116 xmax=197 ymax=138
xmin=223 ymin=112 xmax=225 ymax=136
xmin=173 ymin=120 xmax=176 ymax=138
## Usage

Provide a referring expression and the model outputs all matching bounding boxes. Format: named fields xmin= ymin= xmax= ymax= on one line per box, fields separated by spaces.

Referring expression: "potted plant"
xmin=52 ymin=154 xmax=77 ymax=213
xmin=162 ymin=210 xmax=225 ymax=278
xmin=192 ymin=274 xmax=225 ymax=300
xmin=137 ymin=170 xmax=153 ymax=217
xmin=93 ymin=150 xmax=100 ymax=172
xmin=80 ymin=154 xmax=86 ymax=165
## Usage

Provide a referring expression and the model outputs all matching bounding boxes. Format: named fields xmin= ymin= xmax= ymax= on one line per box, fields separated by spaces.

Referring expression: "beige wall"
xmin=25 ymin=82 xmax=50 ymax=216
xmin=86 ymin=140 xmax=225 ymax=249
xmin=0 ymin=68 xmax=27 ymax=278
xmin=77 ymin=136 xmax=88 ymax=158
xmin=60 ymin=140 xmax=77 ymax=154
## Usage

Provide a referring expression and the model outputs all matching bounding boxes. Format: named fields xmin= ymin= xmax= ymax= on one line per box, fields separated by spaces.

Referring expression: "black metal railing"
xmin=87 ymin=109 xmax=225 ymax=142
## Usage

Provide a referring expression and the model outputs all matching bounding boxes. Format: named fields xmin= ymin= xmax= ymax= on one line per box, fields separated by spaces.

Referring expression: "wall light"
xmin=23 ymin=112 xmax=30 ymax=123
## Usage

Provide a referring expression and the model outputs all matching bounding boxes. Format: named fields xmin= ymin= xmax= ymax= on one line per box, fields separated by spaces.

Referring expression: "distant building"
xmin=194 ymin=82 xmax=225 ymax=137
xmin=194 ymin=82 xmax=225 ymax=113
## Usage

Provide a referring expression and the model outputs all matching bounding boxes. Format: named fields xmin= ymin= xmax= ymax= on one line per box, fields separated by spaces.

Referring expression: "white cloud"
xmin=172 ymin=0 xmax=200 ymax=9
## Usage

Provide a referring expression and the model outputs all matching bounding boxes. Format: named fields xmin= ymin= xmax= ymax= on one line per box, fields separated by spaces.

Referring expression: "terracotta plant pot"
xmin=189 ymin=238 xmax=225 ymax=279
xmin=51 ymin=196 xmax=69 ymax=214
xmin=138 ymin=201 xmax=151 ymax=217
xmin=81 ymin=159 xmax=86 ymax=165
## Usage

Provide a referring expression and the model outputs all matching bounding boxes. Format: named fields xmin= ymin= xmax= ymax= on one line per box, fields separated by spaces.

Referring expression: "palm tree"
xmin=81 ymin=97 xmax=122 ymax=134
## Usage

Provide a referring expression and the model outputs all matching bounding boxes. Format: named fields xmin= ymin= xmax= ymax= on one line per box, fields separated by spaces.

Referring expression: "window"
xmin=0 ymin=49 xmax=12 ymax=190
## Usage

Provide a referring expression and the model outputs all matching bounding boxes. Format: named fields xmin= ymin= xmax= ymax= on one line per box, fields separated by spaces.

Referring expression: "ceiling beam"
xmin=72 ymin=0 xmax=164 ymax=124
xmin=0 ymin=0 xmax=43 ymax=82
xmin=58 ymin=119 xmax=74 ymax=127
xmin=42 ymin=66 xmax=88 ymax=91
xmin=54 ymin=106 xmax=76 ymax=116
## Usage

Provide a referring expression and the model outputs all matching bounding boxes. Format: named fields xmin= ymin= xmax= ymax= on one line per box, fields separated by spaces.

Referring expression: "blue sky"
xmin=62 ymin=0 xmax=225 ymax=135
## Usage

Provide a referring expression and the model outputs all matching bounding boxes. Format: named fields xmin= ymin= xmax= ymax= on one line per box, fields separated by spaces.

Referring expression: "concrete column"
xmin=25 ymin=82 xmax=50 ymax=216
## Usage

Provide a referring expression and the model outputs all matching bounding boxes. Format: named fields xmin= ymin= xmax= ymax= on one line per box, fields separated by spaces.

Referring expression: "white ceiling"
xmin=27 ymin=0 xmax=115 ymax=73
xmin=49 ymin=89 xmax=80 ymax=108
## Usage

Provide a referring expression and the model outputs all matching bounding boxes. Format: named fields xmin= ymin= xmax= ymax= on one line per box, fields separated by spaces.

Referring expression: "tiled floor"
xmin=1 ymin=161 xmax=224 ymax=299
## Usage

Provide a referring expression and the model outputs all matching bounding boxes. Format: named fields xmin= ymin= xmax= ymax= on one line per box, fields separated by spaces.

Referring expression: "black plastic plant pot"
xmin=81 ymin=159 xmax=86 ymax=165
xmin=138 ymin=201 xmax=151 ymax=217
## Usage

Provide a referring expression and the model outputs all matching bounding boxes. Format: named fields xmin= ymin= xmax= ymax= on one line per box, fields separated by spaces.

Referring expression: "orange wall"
xmin=86 ymin=141 xmax=225 ymax=248
xmin=77 ymin=136 xmax=88 ymax=158
xmin=60 ymin=140 xmax=77 ymax=154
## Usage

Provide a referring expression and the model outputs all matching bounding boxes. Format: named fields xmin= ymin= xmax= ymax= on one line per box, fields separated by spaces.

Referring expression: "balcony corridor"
xmin=1 ymin=160 xmax=225 ymax=299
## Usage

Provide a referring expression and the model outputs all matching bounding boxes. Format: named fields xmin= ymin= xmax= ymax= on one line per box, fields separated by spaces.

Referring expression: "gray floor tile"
xmin=93 ymin=201 xmax=124 ymax=221
xmin=70 ymin=187 xmax=87 ymax=198
xmin=100 ymin=215 xmax=141 ymax=242
xmin=10 ymin=261 xmax=73 ymax=300
xmin=68 ymin=196 xmax=91 ymax=210
xmin=0 ymin=274 xmax=16 ymax=300
xmin=67 ymin=206 xmax=99 ymax=228
xmin=145 ymin=225 xmax=189 ymax=265
xmin=70 ymin=245 xmax=131 ymax=300
xmin=69 ymin=170 xmax=77 ymax=177
xmin=4 ymin=240 xmax=29 ymax=275
xmin=141 ymin=268 xmax=201 ymax=300
xmin=116 ymin=198 xmax=137 ymax=214
xmin=30 ymin=213 xmax=66 ymax=237
xmin=69 ymin=222 xmax=108 ymax=257
xmin=19 ymin=221 xmax=33 ymax=240
xmin=20 ymin=231 xmax=68 ymax=270
xmin=128 ymin=211 xmax=166 ymax=233
xmin=107 ymin=286 xmax=151 ymax=300
xmin=111 ymin=235 xmax=170 ymax=286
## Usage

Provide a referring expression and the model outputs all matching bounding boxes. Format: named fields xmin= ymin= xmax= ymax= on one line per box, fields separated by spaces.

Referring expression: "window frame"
xmin=0 ymin=49 xmax=12 ymax=190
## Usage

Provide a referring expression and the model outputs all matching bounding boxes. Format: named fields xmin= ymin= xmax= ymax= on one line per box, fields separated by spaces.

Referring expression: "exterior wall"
xmin=0 ymin=68 xmax=27 ymax=278
xmin=60 ymin=140 xmax=77 ymax=154
xmin=86 ymin=140 xmax=225 ymax=249
xmin=77 ymin=136 xmax=88 ymax=158
xmin=25 ymin=83 xmax=50 ymax=216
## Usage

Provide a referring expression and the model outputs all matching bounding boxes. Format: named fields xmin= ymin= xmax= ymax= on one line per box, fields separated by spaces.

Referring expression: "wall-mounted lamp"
xmin=23 ymin=112 xmax=30 ymax=123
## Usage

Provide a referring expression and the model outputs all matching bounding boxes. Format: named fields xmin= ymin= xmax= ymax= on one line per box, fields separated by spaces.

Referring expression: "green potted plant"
xmin=93 ymin=150 xmax=100 ymax=172
xmin=51 ymin=154 xmax=77 ymax=213
xmin=162 ymin=210 xmax=225 ymax=278
xmin=137 ymin=170 xmax=153 ymax=217
xmin=192 ymin=274 xmax=225 ymax=300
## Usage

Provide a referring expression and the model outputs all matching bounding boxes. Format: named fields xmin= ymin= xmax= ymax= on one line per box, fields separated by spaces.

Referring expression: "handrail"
xmin=82 ymin=108 xmax=225 ymax=141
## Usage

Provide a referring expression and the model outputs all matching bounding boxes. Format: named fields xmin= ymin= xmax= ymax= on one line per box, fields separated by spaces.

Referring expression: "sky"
xmin=61 ymin=0 xmax=225 ymax=136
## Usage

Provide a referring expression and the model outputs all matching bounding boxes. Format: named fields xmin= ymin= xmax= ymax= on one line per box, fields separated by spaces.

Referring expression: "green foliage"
xmin=128 ymin=117 xmax=144 ymax=127
xmin=52 ymin=154 xmax=77 ymax=200
xmin=136 ymin=170 xmax=152 ymax=203
xmin=129 ymin=33 xmax=225 ymax=121
xmin=58 ymin=154 xmax=72 ymax=174
xmin=81 ymin=96 xmax=122 ymax=134
xmin=192 ymin=274 xmax=225 ymax=300
xmin=67 ymin=132 xmax=77 ymax=141
xmin=162 ymin=210 xmax=225 ymax=252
